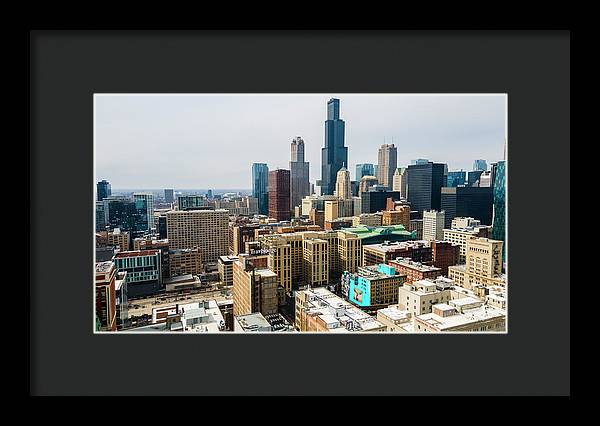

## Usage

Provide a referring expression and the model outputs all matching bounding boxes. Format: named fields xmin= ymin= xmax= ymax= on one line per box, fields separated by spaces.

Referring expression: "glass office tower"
xmin=320 ymin=98 xmax=348 ymax=195
xmin=446 ymin=170 xmax=466 ymax=187
xmin=355 ymin=163 xmax=375 ymax=181
xmin=252 ymin=163 xmax=269 ymax=215
xmin=492 ymin=161 xmax=506 ymax=260
xmin=97 ymin=180 xmax=111 ymax=201
xmin=406 ymin=162 xmax=446 ymax=216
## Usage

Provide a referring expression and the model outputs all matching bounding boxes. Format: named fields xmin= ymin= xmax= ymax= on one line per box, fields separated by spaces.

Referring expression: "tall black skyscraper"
xmin=97 ymin=180 xmax=111 ymax=201
xmin=320 ymin=98 xmax=347 ymax=195
xmin=406 ymin=162 xmax=446 ymax=215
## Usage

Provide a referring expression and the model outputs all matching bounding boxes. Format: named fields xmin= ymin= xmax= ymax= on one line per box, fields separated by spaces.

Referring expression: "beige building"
xmin=443 ymin=226 xmax=492 ymax=263
xmin=166 ymin=209 xmax=229 ymax=263
xmin=451 ymin=217 xmax=481 ymax=229
xmin=302 ymin=238 xmax=329 ymax=287
xmin=423 ymin=210 xmax=445 ymax=241
xmin=382 ymin=207 xmax=410 ymax=229
xmin=169 ymin=248 xmax=202 ymax=277
xmin=256 ymin=229 xmax=361 ymax=288
xmin=295 ymin=286 xmax=386 ymax=332
xmin=414 ymin=300 xmax=505 ymax=332
xmin=398 ymin=278 xmax=454 ymax=316
xmin=376 ymin=305 xmax=412 ymax=332
xmin=376 ymin=143 xmax=397 ymax=189
xmin=392 ymin=167 xmax=408 ymax=198
xmin=448 ymin=237 xmax=505 ymax=289
xmin=262 ymin=235 xmax=292 ymax=293
xmin=359 ymin=175 xmax=378 ymax=193
xmin=105 ymin=228 xmax=129 ymax=251
xmin=232 ymin=253 xmax=278 ymax=317
xmin=218 ymin=255 xmax=238 ymax=286
xmin=324 ymin=200 xmax=339 ymax=223
xmin=352 ymin=213 xmax=382 ymax=227
xmin=335 ymin=167 xmax=352 ymax=200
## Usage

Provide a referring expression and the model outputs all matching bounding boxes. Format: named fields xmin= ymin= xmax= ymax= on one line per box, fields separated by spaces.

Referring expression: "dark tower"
xmin=320 ymin=98 xmax=348 ymax=195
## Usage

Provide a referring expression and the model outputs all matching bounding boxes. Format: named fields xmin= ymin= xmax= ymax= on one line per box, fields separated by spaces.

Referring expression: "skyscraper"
xmin=491 ymin=161 xmax=506 ymax=260
xmin=320 ymin=98 xmax=347 ymax=195
xmin=392 ymin=167 xmax=408 ymax=198
xmin=133 ymin=192 xmax=154 ymax=231
xmin=473 ymin=159 xmax=488 ymax=171
xmin=97 ymin=180 xmax=111 ymax=201
xmin=252 ymin=163 xmax=269 ymax=216
xmin=268 ymin=169 xmax=291 ymax=222
xmin=441 ymin=186 xmax=494 ymax=227
xmin=335 ymin=166 xmax=351 ymax=199
xmin=467 ymin=170 xmax=484 ymax=187
xmin=289 ymin=136 xmax=310 ymax=211
xmin=355 ymin=163 xmax=375 ymax=181
xmin=406 ymin=162 xmax=446 ymax=215
xmin=411 ymin=159 xmax=429 ymax=165
xmin=376 ymin=144 xmax=397 ymax=189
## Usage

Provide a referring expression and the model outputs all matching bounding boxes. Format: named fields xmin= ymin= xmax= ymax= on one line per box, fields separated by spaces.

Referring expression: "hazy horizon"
xmin=95 ymin=94 xmax=506 ymax=189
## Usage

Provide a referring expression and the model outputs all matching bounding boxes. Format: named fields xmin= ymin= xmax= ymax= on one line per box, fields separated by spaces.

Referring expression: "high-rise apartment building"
xmin=320 ymin=98 xmax=347 ymax=195
xmin=392 ymin=167 xmax=408 ymax=198
xmin=289 ymin=136 xmax=310 ymax=211
xmin=252 ymin=163 xmax=269 ymax=216
xmin=335 ymin=166 xmax=351 ymax=199
xmin=407 ymin=162 xmax=446 ymax=215
xmin=422 ymin=210 xmax=445 ymax=241
xmin=302 ymin=238 xmax=329 ymax=287
xmin=376 ymin=144 xmax=398 ymax=189
xmin=355 ymin=163 xmax=375 ymax=181
xmin=262 ymin=235 xmax=292 ymax=294
xmin=166 ymin=209 xmax=229 ymax=263
xmin=96 ymin=180 xmax=111 ymax=201
xmin=232 ymin=253 xmax=278 ymax=317
xmin=268 ymin=169 xmax=291 ymax=222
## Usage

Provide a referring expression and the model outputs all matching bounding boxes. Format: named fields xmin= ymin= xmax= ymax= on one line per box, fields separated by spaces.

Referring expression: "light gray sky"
xmin=95 ymin=94 xmax=506 ymax=189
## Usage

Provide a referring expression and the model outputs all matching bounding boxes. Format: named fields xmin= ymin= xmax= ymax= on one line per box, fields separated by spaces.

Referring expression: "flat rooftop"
xmin=114 ymin=249 xmax=159 ymax=258
xmin=391 ymin=257 xmax=441 ymax=272
xmin=416 ymin=304 xmax=506 ymax=331
xmin=95 ymin=261 xmax=113 ymax=273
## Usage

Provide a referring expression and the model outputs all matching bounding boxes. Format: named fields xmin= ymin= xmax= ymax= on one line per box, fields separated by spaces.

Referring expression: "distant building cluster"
xmin=95 ymin=97 xmax=506 ymax=333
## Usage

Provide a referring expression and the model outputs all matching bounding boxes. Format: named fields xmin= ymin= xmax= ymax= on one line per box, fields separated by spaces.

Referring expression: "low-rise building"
xmin=341 ymin=264 xmax=406 ymax=307
xmin=388 ymin=257 xmax=441 ymax=284
xmin=376 ymin=305 xmax=412 ymax=332
xmin=398 ymin=278 xmax=453 ymax=316
xmin=169 ymin=248 xmax=202 ymax=277
xmin=362 ymin=240 xmax=432 ymax=267
xmin=295 ymin=286 xmax=386 ymax=332
xmin=414 ymin=302 xmax=505 ymax=332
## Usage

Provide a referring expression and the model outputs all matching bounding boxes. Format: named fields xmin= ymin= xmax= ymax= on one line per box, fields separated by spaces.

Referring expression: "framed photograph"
xmin=30 ymin=30 xmax=571 ymax=397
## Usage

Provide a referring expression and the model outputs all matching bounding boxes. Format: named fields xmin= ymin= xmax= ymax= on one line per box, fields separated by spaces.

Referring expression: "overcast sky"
xmin=95 ymin=94 xmax=506 ymax=189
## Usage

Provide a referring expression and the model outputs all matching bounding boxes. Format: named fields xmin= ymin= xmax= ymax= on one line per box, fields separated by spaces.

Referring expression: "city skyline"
xmin=95 ymin=94 xmax=506 ymax=189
